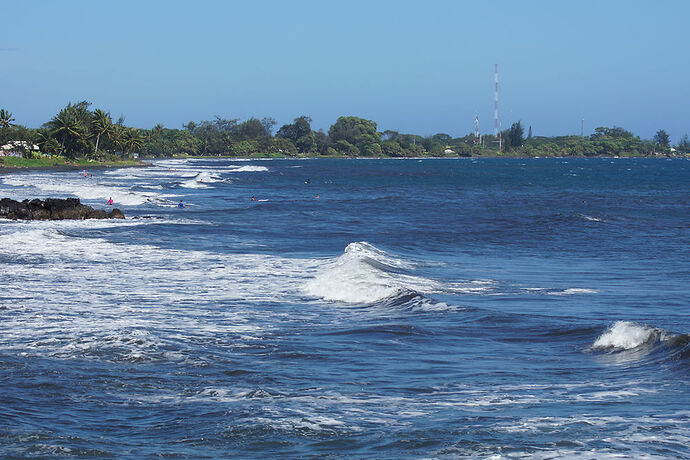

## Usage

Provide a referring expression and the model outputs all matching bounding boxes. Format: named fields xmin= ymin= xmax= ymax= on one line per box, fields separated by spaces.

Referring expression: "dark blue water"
xmin=1 ymin=158 xmax=689 ymax=458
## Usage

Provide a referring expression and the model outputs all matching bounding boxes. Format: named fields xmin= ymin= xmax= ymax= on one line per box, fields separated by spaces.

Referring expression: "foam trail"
xmin=227 ymin=165 xmax=269 ymax=172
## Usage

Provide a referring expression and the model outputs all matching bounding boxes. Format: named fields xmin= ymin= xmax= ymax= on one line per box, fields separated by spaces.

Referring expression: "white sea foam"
xmin=550 ymin=288 xmax=599 ymax=296
xmin=180 ymin=171 xmax=222 ymax=188
xmin=0 ymin=219 xmax=318 ymax=362
xmin=1 ymin=172 xmax=173 ymax=206
xmin=580 ymin=214 xmax=605 ymax=222
xmin=302 ymin=242 xmax=441 ymax=304
xmin=592 ymin=321 xmax=669 ymax=351
xmin=227 ymin=165 xmax=269 ymax=172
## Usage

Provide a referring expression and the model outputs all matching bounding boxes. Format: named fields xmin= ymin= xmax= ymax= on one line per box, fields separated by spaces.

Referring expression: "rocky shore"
xmin=0 ymin=198 xmax=125 ymax=220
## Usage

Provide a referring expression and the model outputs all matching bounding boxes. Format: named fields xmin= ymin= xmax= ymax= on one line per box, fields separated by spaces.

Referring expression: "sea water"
xmin=0 ymin=157 xmax=688 ymax=458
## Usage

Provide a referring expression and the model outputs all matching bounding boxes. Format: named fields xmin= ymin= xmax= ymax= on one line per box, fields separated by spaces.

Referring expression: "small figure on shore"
xmin=107 ymin=197 xmax=114 ymax=205
xmin=178 ymin=200 xmax=185 ymax=208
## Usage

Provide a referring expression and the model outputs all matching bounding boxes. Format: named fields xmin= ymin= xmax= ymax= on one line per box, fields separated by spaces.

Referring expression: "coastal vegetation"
xmin=1 ymin=102 xmax=688 ymax=165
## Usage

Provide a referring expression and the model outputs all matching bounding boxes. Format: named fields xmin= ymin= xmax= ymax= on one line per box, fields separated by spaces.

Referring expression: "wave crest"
xmin=592 ymin=321 xmax=669 ymax=351
xmin=303 ymin=242 xmax=440 ymax=305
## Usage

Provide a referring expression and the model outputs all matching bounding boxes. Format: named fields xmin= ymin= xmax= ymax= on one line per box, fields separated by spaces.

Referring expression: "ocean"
xmin=0 ymin=157 xmax=688 ymax=458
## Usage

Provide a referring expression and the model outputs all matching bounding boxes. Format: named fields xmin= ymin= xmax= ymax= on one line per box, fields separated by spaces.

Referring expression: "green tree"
xmin=334 ymin=139 xmax=359 ymax=156
xmin=261 ymin=117 xmax=276 ymax=136
xmin=272 ymin=137 xmax=297 ymax=156
xmin=677 ymin=134 xmax=690 ymax=152
xmin=430 ymin=133 xmax=452 ymax=145
xmin=654 ymin=129 xmax=670 ymax=148
xmin=122 ymin=128 xmax=144 ymax=158
xmin=381 ymin=140 xmax=404 ymax=157
xmin=152 ymin=123 xmax=164 ymax=138
xmin=45 ymin=105 xmax=89 ymax=158
xmin=277 ymin=116 xmax=312 ymax=140
xmin=328 ymin=116 xmax=379 ymax=145
xmin=91 ymin=109 xmax=112 ymax=156
xmin=0 ymin=109 xmax=15 ymax=128
xmin=109 ymin=124 xmax=125 ymax=154
xmin=507 ymin=121 xmax=524 ymax=149
xmin=276 ymin=116 xmax=314 ymax=153
xmin=591 ymin=126 xmax=634 ymax=139
xmin=237 ymin=118 xmax=271 ymax=140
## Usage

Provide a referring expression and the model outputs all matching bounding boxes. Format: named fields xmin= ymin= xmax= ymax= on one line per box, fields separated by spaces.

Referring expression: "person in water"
xmin=178 ymin=200 xmax=185 ymax=208
xmin=107 ymin=197 xmax=114 ymax=205
xmin=251 ymin=196 xmax=256 ymax=201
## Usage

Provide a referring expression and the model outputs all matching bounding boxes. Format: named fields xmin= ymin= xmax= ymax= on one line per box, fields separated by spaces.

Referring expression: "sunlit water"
xmin=1 ymin=157 xmax=688 ymax=458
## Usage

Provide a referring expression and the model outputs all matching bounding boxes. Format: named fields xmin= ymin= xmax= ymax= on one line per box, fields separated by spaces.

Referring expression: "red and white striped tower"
xmin=494 ymin=64 xmax=499 ymax=137
xmin=474 ymin=115 xmax=479 ymax=143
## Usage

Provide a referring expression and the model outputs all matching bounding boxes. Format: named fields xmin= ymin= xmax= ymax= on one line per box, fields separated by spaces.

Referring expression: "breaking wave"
xmin=180 ymin=171 xmax=222 ymax=188
xmin=227 ymin=165 xmax=269 ymax=172
xmin=591 ymin=321 xmax=690 ymax=365
xmin=592 ymin=321 xmax=669 ymax=351
xmin=1 ymin=172 xmax=173 ymax=207
xmin=302 ymin=242 xmax=455 ymax=311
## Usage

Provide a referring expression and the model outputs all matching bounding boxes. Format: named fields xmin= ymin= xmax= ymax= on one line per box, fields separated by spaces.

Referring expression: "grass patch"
xmin=0 ymin=156 xmax=144 ymax=169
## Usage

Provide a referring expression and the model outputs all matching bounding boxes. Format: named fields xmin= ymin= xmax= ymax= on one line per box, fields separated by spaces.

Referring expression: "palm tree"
xmin=91 ymin=109 xmax=112 ymax=155
xmin=46 ymin=108 xmax=87 ymax=156
xmin=122 ymin=128 xmax=144 ymax=158
xmin=109 ymin=124 xmax=125 ymax=155
xmin=152 ymin=123 xmax=164 ymax=138
xmin=0 ymin=109 xmax=15 ymax=128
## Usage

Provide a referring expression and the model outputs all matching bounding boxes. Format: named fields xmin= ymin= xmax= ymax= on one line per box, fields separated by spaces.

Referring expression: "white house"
xmin=0 ymin=141 xmax=40 ymax=157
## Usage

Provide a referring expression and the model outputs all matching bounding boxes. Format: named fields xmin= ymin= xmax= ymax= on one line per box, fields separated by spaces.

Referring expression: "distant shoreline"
xmin=1 ymin=154 xmax=686 ymax=176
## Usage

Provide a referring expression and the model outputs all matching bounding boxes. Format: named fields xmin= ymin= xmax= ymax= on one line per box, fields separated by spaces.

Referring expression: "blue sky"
xmin=2 ymin=0 xmax=689 ymax=141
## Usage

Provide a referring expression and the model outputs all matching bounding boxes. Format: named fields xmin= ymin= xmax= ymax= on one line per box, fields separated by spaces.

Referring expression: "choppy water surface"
xmin=1 ymin=158 xmax=688 ymax=458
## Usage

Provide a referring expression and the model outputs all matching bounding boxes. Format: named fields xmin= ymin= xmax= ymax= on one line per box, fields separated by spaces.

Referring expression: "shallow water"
xmin=1 ymin=157 xmax=688 ymax=458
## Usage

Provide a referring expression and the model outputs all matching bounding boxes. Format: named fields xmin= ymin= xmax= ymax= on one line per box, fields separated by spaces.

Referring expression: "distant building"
xmin=0 ymin=140 xmax=39 ymax=157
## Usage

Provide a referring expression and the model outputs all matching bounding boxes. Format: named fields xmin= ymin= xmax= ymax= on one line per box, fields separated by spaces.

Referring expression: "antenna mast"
xmin=494 ymin=64 xmax=499 ymax=137
xmin=474 ymin=115 xmax=479 ymax=144
xmin=494 ymin=64 xmax=502 ymax=152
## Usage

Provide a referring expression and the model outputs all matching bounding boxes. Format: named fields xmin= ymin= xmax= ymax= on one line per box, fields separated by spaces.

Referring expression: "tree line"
xmin=1 ymin=102 xmax=688 ymax=160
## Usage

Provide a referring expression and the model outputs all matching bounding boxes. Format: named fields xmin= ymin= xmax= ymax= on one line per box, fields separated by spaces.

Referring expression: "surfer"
xmin=107 ymin=197 xmax=114 ymax=205
xmin=178 ymin=200 xmax=185 ymax=208
xmin=251 ymin=196 xmax=256 ymax=201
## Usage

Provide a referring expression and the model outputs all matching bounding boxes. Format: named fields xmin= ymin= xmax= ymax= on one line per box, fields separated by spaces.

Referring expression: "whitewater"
xmin=0 ymin=157 xmax=688 ymax=458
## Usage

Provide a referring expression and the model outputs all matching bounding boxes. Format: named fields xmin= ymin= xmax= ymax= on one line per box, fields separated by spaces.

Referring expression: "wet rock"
xmin=0 ymin=197 xmax=125 ymax=220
